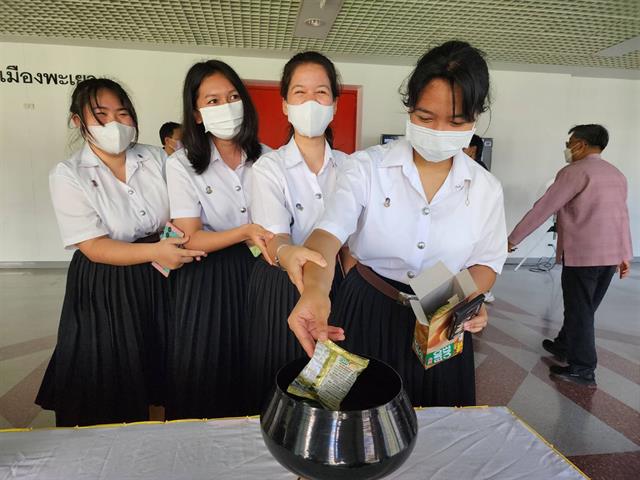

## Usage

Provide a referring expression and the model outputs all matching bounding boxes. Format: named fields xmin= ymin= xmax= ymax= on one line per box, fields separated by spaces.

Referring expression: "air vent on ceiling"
xmin=597 ymin=35 xmax=640 ymax=57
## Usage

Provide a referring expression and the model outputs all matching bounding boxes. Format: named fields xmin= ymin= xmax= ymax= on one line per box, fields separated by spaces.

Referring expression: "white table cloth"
xmin=0 ymin=407 xmax=586 ymax=479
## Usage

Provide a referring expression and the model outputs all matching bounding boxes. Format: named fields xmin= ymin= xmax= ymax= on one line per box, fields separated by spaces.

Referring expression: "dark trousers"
xmin=556 ymin=265 xmax=616 ymax=376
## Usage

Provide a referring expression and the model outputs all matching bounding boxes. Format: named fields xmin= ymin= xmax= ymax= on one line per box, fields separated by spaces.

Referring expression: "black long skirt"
xmin=243 ymin=258 xmax=344 ymax=415
xmin=35 ymin=249 xmax=171 ymax=427
xmin=165 ymin=243 xmax=257 ymax=420
xmin=330 ymin=267 xmax=476 ymax=407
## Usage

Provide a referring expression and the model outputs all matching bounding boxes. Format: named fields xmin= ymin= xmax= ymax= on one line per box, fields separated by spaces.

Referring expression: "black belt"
xmin=134 ymin=233 xmax=160 ymax=244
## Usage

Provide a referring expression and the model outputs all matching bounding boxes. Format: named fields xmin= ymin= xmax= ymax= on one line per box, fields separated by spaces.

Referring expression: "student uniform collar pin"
xmin=464 ymin=179 xmax=471 ymax=206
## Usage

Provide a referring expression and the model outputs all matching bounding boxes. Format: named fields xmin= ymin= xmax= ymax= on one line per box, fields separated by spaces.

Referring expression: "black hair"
xmin=469 ymin=134 xmax=484 ymax=159
xmin=280 ymin=51 xmax=341 ymax=146
xmin=568 ymin=124 xmax=609 ymax=150
xmin=181 ymin=60 xmax=261 ymax=175
xmin=159 ymin=121 xmax=181 ymax=145
xmin=401 ymin=40 xmax=489 ymax=122
xmin=69 ymin=78 xmax=139 ymax=142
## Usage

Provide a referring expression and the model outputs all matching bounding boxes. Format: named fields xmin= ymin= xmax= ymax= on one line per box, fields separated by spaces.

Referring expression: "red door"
xmin=246 ymin=82 xmax=359 ymax=154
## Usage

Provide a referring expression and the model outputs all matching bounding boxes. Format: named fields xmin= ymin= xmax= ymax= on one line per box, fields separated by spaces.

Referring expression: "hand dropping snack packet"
xmin=287 ymin=340 xmax=369 ymax=410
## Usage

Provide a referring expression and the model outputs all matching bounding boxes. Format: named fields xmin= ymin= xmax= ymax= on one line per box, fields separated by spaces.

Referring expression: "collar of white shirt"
xmin=283 ymin=137 xmax=336 ymax=174
xmin=209 ymin=138 xmax=248 ymax=169
xmin=78 ymin=142 xmax=150 ymax=168
xmin=380 ymin=139 xmax=473 ymax=188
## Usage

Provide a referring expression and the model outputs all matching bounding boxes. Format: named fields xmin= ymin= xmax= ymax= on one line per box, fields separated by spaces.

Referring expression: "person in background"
xmin=165 ymin=60 xmax=272 ymax=419
xmin=463 ymin=134 xmax=489 ymax=171
xmin=463 ymin=134 xmax=495 ymax=303
xmin=159 ymin=121 xmax=183 ymax=156
xmin=36 ymin=78 xmax=203 ymax=426
xmin=280 ymin=41 xmax=507 ymax=407
xmin=508 ymin=124 xmax=632 ymax=388
xmin=245 ymin=51 xmax=347 ymax=414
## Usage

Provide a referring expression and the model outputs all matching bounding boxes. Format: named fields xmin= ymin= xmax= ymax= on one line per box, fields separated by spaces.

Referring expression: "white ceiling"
xmin=1 ymin=0 xmax=638 ymax=71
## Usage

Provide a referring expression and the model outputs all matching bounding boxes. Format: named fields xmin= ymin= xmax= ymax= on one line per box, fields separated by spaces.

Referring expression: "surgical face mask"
xmin=200 ymin=101 xmax=244 ymax=140
xmin=87 ymin=121 xmax=136 ymax=155
xmin=286 ymin=100 xmax=334 ymax=138
xmin=166 ymin=138 xmax=183 ymax=153
xmin=564 ymin=142 xmax=582 ymax=163
xmin=564 ymin=147 xmax=574 ymax=163
xmin=405 ymin=119 xmax=475 ymax=162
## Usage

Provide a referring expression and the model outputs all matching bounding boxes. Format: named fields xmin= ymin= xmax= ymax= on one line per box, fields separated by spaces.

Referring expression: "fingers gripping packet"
xmin=151 ymin=222 xmax=184 ymax=277
xmin=287 ymin=340 xmax=369 ymax=410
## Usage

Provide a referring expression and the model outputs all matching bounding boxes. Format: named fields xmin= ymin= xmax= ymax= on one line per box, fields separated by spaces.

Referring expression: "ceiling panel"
xmin=0 ymin=0 xmax=638 ymax=69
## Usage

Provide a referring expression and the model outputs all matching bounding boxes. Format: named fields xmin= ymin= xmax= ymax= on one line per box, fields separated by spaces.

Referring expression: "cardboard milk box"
xmin=408 ymin=261 xmax=478 ymax=369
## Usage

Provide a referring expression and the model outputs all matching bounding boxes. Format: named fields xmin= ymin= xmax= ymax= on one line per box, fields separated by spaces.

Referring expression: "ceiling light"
xmin=294 ymin=0 xmax=343 ymax=39
xmin=304 ymin=18 xmax=324 ymax=27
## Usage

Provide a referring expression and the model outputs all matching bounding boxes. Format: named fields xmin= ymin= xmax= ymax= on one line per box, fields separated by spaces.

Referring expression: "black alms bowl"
xmin=260 ymin=356 xmax=418 ymax=480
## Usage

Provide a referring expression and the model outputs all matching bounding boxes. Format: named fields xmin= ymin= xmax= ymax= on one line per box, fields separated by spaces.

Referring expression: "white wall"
xmin=482 ymin=71 xmax=640 ymax=261
xmin=0 ymin=42 xmax=638 ymax=262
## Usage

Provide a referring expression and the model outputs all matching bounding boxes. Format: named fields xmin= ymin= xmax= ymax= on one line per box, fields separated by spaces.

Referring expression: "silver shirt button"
xmin=205 ymin=186 xmax=212 ymax=194
xmin=407 ymin=271 xmax=416 ymax=279
xmin=235 ymin=185 xmax=242 ymax=192
xmin=422 ymin=206 xmax=430 ymax=215
xmin=417 ymin=242 xmax=425 ymax=249
xmin=240 ymin=207 xmax=247 ymax=213
xmin=128 ymin=189 xmax=134 ymax=195
xmin=139 ymin=210 xmax=146 ymax=216
xmin=315 ymin=193 xmax=322 ymax=199
xmin=295 ymin=203 xmax=304 ymax=211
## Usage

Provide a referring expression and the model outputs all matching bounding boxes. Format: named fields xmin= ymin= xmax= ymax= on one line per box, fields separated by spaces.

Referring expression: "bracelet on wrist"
xmin=274 ymin=243 xmax=291 ymax=269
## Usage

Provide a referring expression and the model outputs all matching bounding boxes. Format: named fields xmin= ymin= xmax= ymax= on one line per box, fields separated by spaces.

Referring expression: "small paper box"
xmin=408 ymin=262 xmax=478 ymax=369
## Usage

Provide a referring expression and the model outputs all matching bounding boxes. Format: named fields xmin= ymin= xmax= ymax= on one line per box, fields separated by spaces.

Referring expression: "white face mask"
xmin=166 ymin=138 xmax=183 ymax=153
xmin=405 ymin=119 xmax=475 ymax=162
xmin=87 ymin=121 xmax=136 ymax=155
xmin=200 ymin=101 xmax=244 ymax=140
xmin=286 ymin=100 xmax=334 ymax=138
xmin=564 ymin=147 xmax=574 ymax=164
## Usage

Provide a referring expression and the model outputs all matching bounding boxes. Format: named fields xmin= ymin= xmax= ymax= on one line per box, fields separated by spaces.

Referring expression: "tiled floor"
xmin=1 ymin=264 xmax=639 ymax=479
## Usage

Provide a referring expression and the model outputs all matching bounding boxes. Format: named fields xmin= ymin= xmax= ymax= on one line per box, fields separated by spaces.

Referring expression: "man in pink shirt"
xmin=508 ymin=124 xmax=632 ymax=387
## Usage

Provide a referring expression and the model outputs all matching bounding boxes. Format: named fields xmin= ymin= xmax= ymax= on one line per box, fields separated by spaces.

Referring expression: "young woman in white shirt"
xmin=36 ymin=78 xmax=204 ymax=426
xmin=165 ymin=60 xmax=272 ymax=419
xmin=244 ymin=51 xmax=349 ymax=414
xmin=281 ymin=41 xmax=508 ymax=407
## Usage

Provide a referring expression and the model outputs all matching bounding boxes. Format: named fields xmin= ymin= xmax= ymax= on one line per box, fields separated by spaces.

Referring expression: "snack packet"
xmin=151 ymin=222 xmax=184 ymax=277
xmin=287 ymin=340 xmax=369 ymax=410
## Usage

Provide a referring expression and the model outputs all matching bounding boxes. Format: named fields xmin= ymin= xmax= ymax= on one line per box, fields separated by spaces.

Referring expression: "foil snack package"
xmin=287 ymin=340 xmax=369 ymax=410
